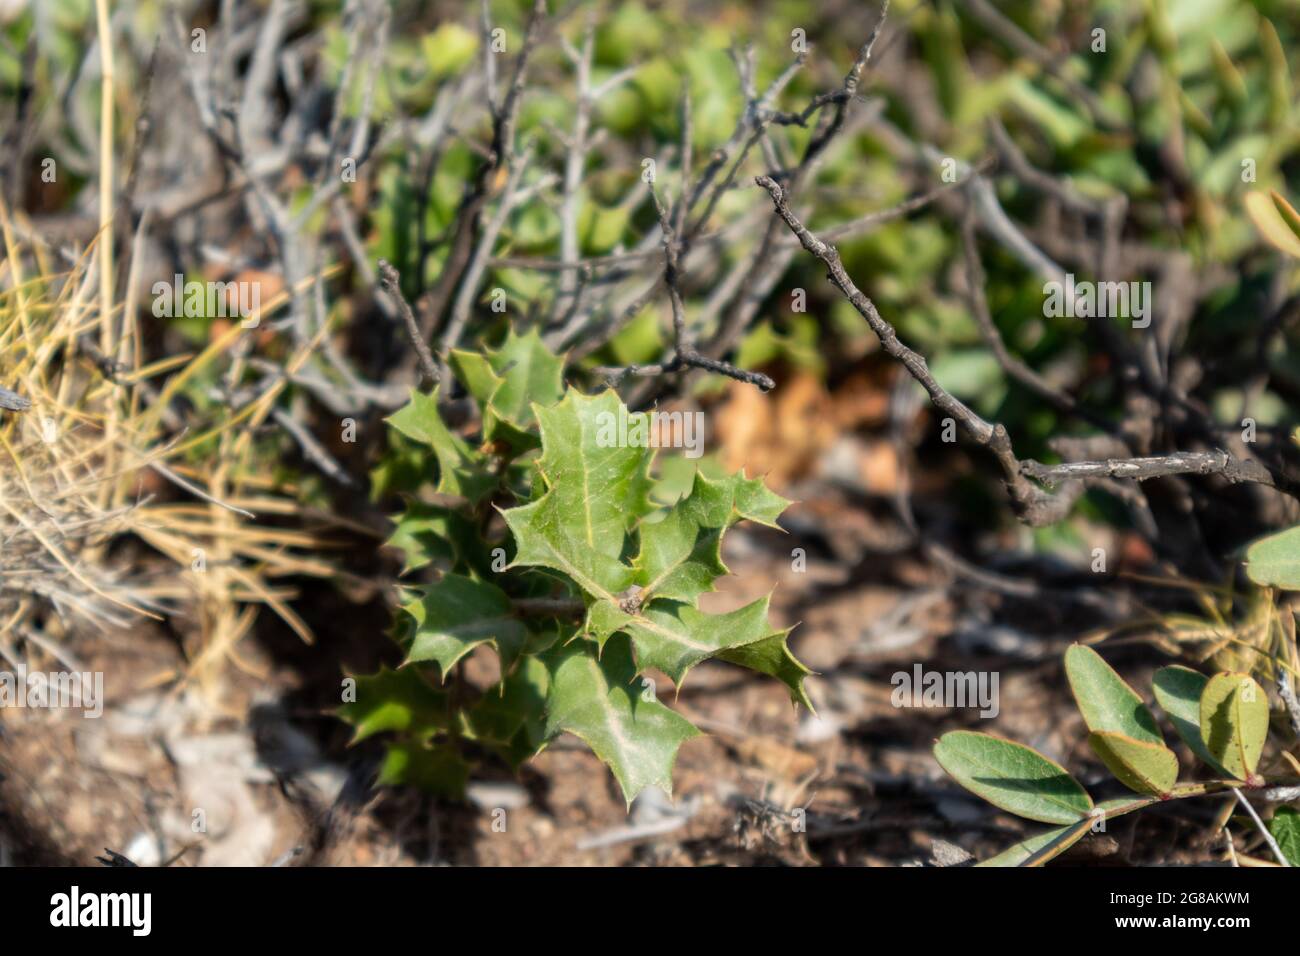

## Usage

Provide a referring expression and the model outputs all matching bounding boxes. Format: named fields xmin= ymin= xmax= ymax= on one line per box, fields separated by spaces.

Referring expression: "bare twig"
xmin=440 ymin=149 xmax=556 ymax=364
xmin=421 ymin=0 xmax=547 ymax=340
xmin=1259 ymin=785 xmax=1300 ymax=803
xmin=1020 ymin=450 xmax=1278 ymax=488
xmin=599 ymin=156 xmax=775 ymax=394
xmin=512 ymin=596 xmax=585 ymax=618
xmin=1233 ymin=789 xmax=1291 ymax=867
xmin=378 ymin=259 xmax=439 ymax=387
xmin=959 ymin=204 xmax=1079 ymax=415
xmin=0 ymin=386 xmax=31 ymax=412
xmin=146 ymin=460 xmax=256 ymax=519
xmin=757 ymin=174 xmax=1077 ymax=525
xmin=1277 ymin=668 xmax=1300 ymax=742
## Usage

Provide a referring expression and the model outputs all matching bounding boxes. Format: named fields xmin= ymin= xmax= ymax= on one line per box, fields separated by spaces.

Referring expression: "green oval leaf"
xmin=1244 ymin=525 xmax=1300 ymax=590
xmin=1152 ymin=665 xmax=1229 ymax=773
xmin=976 ymin=817 xmax=1093 ymax=868
xmin=934 ymin=731 xmax=1093 ymax=825
xmin=1199 ymin=672 xmax=1269 ymax=781
xmin=1065 ymin=644 xmax=1164 ymax=745
xmin=976 ymin=796 xmax=1157 ymax=867
xmin=1088 ymin=731 xmax=1179 ymax=795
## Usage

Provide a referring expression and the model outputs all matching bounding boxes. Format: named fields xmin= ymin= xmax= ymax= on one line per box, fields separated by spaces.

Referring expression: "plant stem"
xmin=94 ymin=0 xmax=115 ymax=353
xmin=1234 ymin=789 xmax=1291 ymax=867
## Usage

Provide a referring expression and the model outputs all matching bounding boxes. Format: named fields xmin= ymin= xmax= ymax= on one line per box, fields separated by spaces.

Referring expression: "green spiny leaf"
xmin=377 ymin=740 xmax=471 ymax=796
xmin=717 ymin=631 xmax=813 ymax=709
xmin=386 ymin=502 xmax=456 ymax=573
xmin=376 ymin=373 xmax=798 ymax=806
xmin=479 ymin=327 xmax=566 ymax=433
xmin=588 ymin=593 xmax=779 ymax=686
xmin=633 ymin=472 xmax=734 ymax=604
xmin=1065 ymin=644 xmax=1164 ymax=745
xmin=447 ymin=349 xmax=501 ymax=410
xmin=450 ymin=327 xmax=565 ymax=453
xmin=726 ymin=470 xmax=791 ymax=527
xmin=633 ymin=469 xmax=789 ymax=605
xmin=387 ymin=387 xmax=497 ymax=504
xmin=543 ymin=633 xmax=700 ymax=806
xmin=385 ymin=501 xmax=491 ymax=575
xmin=1087 ymin=730 xmax=1179 ymax=795
xmin=403 ymin=574 xmax=527 ymax=678
xmin=1199 ymin=672 xmax=1268 ymax=782
xmin=337 ymin=665 xmax=449 ymax=743
xmin=933 ymin=731 xmax=1093 ymax=825
xmin=461 ymin=655 xmax=551 ymax=769
xmin=501 ymin=389 xmax=652 ymax=599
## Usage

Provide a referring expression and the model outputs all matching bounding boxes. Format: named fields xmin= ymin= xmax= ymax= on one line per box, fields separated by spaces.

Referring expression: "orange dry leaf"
xmin=714 ymin=373 xmax=838 ymax=488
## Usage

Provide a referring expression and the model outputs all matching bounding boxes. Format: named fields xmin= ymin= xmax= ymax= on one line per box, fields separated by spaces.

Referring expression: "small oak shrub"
xmin=341 ymin=329 xmax=808 ymax=804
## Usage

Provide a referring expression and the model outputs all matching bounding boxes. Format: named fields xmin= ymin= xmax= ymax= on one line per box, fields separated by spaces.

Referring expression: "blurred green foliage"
xmin=5 ymin=0 xmax=1300 ymax=537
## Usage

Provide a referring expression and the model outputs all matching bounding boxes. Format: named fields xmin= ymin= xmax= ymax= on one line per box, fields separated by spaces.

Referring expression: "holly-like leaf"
xmin=1087 ymin=730 xmax=1179 ymax=795
xmin=385 ymin=501 xmax=494 ymax=576
xmin=1244 ymin=525 xmax=1300 ymax=590
xmin=543 ymin=633 xmax=700 ymax=806
xmin=717 ymin=631 xmax=812 ymax=709
xmin=377 ymin=740 xmax=471 ymax=796
xmin=1065 ymin=644 xmax=1165 ymax=745
xmin=462 ymin=655 xmax=551 ymax=768
xmin=501 ymin=389 xmax=652 ymax=600
xmin=448 ymin=349 xmax=501 ymax=411
xmin=1199 ymin=672 xmax=1269 ymax=782
xmin=1152 ymin=665 xmax=1228 ymax=774
xmin=374 ymin=376 xmax=799 ymax=807
xmin=402 ymin=574 xmax=527 ymax=679
xmin=386 ymin=502 xmax=456 ymax=573
xmin=633 ymin=470 xmax=790 ymax=605
xmin=633 ymin=473 xmax=733 ymax=604
xmin=588 ymin=593 xmax=779 ymax=686
xmin=479 ymin=327 xmax=566 ymax=433
xmin=1268 ymin=806 xmax=1300 ymax=867
xmin=727 ymin=471 xmax=791 ymax=528
xmin=933 ymin=731 xmax=1093 ymax=825
xmin=387 ymin=387 xmax=497 ymax=505
xmin=337 ymin=665 xmax=449 ymax=743
xmin=450 ymin=327 xmax=565 ymax=453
